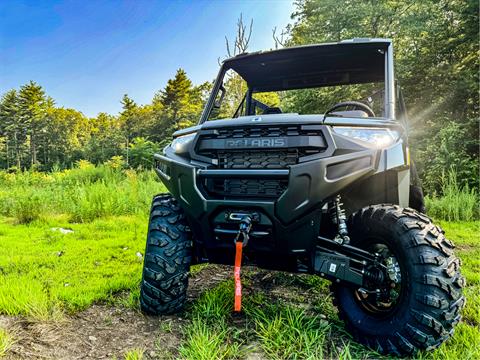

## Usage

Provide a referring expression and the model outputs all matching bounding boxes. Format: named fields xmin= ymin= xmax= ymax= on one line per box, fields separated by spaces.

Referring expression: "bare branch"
xmin=272 ymin=26 xmax=287 ymax=49
xmin=222 ymin=13 xmax=254 ymax=60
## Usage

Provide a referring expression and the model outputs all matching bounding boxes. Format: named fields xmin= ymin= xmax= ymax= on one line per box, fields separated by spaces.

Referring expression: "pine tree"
xmin=120 ymin=94 xmax=137 ymax=165
xmin=17 ymin=81 xmax=49 ymax=167
xmin=152 ymin=69 xmax=203 ymax=146
xmin=0 ymin=90 xmax=21 ymax=168
xmin=159 ymin=68 xmax=194 ymax=128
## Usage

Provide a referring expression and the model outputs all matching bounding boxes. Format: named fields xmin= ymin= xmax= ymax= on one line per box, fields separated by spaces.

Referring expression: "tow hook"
xmin=233 ymin=215 xmax=253 ymax=247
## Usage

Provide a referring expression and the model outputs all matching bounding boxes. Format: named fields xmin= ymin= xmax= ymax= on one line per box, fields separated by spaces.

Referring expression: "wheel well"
xmin=340 ymin=170 xmax=401 ymax=216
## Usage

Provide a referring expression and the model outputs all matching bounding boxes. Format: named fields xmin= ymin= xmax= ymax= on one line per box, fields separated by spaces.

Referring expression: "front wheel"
xmin=332 ymin=205 xmax=465 ymax=356
xmin=140 ymin=194 xmax=192 ymax=315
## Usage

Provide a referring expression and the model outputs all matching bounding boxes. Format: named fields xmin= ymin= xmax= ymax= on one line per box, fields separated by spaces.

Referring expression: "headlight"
xmin=332 ymin=127 xmax=400 ymax=148
xmin=171 ymin=133 xmax=196 ymax=154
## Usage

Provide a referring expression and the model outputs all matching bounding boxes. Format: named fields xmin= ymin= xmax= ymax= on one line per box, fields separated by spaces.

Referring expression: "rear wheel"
xmin=140 ymin=194 xmax=192 ymax=315
xmin=331 ymin=205 xmax=465 ymax=356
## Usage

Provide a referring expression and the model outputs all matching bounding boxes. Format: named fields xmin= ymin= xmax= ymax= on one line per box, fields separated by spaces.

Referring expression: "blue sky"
xmin=0 ymin=0 xmax=294 ymax=117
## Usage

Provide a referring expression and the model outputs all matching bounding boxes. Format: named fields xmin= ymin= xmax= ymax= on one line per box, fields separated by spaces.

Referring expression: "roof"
xmin=223 ymin=39 xmax=391 ymax=92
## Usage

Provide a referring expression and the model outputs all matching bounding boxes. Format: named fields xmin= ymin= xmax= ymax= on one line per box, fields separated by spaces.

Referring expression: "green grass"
xmin=179 ymin=318 xmax=243 ymax=360
xmin=247 ymin=304 xmax=328 ymax=359
xmin=0 ymin=217 xmax=478 ymax=358
xmin=122 ymin=348 xmax=145 ymax=360
xmin=0 ymin=165 xmax=162 ymax=224
xmin=425 ymin=170 xmax=479 ymax=221
xmin=0 ymin=166 xmax=478 ymax=358
xmin=179 ymin=281 xmax=244 ymax=359
xmin=0 ymin=215 xmax=147 ymax=318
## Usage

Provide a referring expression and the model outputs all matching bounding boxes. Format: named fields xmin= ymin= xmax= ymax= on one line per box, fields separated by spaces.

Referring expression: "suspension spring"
xmin=329 ymin=195 xmax=350 ymax=244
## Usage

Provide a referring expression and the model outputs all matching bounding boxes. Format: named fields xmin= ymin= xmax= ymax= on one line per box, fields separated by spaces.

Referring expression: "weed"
xmin=159 ymin=319 xmax=173 ymax=333
xmin=190 ymin=281 xmax=233 ymax=323
xmin=0 ymin=166 xmax=163 ymax=223
xmin=248 ymin=304 xmax=328 ymax=359
xmin=426 ymin=169 xmax=479 ymax=221
xmin=179 ymin=318 xmax=242 ymax=360
xmin=123 ymin=348 xmax=145 ymax=360
xmin=11 ymin=192 xmax=44 ymax=224
xmin=0 ymin=328 xmax=14 ymax=357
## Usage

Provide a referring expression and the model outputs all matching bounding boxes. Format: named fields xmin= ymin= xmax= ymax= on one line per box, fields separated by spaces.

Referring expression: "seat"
xmin=263 ymin=107 xmax=282 ymax=115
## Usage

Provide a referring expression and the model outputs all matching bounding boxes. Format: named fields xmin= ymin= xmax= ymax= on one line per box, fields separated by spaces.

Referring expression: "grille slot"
xmin=218 ymin=150 xmax=298 ymax=169
xmin=204 ymin=178 xmax=288 ymax=199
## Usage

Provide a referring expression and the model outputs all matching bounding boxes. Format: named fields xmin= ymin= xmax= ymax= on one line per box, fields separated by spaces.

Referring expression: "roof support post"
xmin=200 ymin=66 xmax=226 ymax=124
xmin=384 ymin=42 xmax=395 ymax=119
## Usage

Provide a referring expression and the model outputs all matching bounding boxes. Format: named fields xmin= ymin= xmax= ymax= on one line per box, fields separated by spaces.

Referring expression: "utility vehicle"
xmin=140 ymin=39 xmax=464 ymax=356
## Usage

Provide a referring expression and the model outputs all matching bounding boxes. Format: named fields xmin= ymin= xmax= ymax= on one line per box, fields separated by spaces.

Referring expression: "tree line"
xmin=0 ymin=70 xmax=210 ymax=170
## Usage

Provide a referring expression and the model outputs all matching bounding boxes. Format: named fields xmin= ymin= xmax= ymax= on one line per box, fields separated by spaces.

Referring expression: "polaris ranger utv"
xmin=140 ymin=39 xmax=465 ymax=356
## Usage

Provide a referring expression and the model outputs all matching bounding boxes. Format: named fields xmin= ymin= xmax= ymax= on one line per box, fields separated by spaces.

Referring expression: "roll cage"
xmin=199 ymin=38 xmax=396 ymax=124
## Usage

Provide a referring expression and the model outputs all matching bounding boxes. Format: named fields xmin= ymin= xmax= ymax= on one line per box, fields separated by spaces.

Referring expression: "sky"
xmin=0 ymin=0 xmax=294 ymax=117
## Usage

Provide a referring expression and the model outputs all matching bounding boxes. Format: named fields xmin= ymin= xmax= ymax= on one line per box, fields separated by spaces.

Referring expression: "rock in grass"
xmin=51 ymin=227 xmax=74 ymax=234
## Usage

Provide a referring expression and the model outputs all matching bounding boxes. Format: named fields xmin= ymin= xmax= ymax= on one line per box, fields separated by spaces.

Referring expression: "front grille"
xmin=204 ymin=178 xmax=288 ymax=199
xmin=196 ymin=125 xmax=326 ymax=200
xmin=197 ymin=125 xmax=326 ymax=170
xmin=218 ymin=150 xmax=298 ymax=169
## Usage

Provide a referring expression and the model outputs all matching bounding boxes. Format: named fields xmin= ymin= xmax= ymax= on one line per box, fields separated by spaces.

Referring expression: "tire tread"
xmin=140 ymin=193 xmax=191 ymax=315
xmin=332 ymin=204 xmax=465 ymax=356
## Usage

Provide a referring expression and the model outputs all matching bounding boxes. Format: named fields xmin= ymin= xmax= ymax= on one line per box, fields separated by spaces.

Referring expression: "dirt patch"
xmin=456 ymin=243 xmax=478 ymax=251
xmin=2 ymin=265 xmax=232 ymax=360
xmin=2 ymin=306 xmax=179 ymax=360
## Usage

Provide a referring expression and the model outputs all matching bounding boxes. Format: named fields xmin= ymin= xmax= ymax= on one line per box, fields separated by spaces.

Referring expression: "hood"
xmin=173 ymin=113 xmax=400 ymax=138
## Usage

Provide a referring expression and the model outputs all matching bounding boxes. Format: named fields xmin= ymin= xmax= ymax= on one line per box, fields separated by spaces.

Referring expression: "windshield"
xmin=207 ymin=67 xmax=385 ymax=120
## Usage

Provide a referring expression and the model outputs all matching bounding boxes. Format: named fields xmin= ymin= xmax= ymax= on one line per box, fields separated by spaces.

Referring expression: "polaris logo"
xmin=225 ymin=138 xmax=287 ymax=148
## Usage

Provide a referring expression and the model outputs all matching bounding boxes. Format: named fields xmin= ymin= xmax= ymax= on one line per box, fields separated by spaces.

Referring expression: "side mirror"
xmin=214 ymin=85 xmax=226 ymax=109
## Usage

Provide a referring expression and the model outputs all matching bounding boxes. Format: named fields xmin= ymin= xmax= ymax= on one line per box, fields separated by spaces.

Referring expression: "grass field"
xmin=0 ymin=167 xmax=478 ymax=359
xmin=0 ymin=217 xmax=478 ymax=359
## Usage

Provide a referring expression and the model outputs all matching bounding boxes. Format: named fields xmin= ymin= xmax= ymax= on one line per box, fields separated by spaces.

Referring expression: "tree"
xmin=153 ymin=69 xmax=203 ymax=146
xmin=159 ymin=69 xmax=194 ymax=126
xmin=224 ymin=13 xmax=253 ymax=58
xmin=128 ymin=137 xmax=159 ymax=168
xmin=85 ymin=112 xmax=123 ymax=164
xmin=0 ymin=90 xmax=21 ymax=168
xmin=17 ymin=81 xmax=49 ymax=167
xmin=44 ymin=107 xmax=90 ymax=168
xmin=120 ymin=94 xmax=138 ymax=165
xmin=217 ymin=14 xmax=255 ymax=119
xmin=285 ymin=0 xmax=479 ymax=193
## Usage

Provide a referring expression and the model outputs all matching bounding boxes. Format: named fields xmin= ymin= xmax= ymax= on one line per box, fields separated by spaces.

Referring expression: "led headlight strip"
xmin=332 ymin=127 xmax=400 ymax=148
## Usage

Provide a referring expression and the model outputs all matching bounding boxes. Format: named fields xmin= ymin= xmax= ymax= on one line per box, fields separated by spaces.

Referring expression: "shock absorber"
xmin=329 ymin=195 xmax=350 ymax=245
